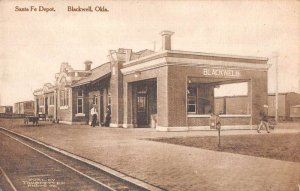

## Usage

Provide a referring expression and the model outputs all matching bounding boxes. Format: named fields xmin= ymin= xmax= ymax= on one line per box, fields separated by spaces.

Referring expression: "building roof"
xmin=72 ymin=62 xmax=111 ymax=87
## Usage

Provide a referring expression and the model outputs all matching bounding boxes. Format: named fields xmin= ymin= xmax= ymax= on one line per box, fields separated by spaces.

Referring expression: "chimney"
xmin=160 ymin=30 xmax=174 ymax=51
xmin=84 ymin=60 xmax=92 ymax=71
xmin=125 ymin=49 xmax=132 ymax=62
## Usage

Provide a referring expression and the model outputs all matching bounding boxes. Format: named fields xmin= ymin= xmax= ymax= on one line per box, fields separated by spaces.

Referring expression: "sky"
xmin=0 ymin=0 xmax=299 ymax=105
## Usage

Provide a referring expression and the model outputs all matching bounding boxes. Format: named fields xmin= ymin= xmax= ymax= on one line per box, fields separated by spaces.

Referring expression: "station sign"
xmin=203 ymin=68 xmax=241 ymax=78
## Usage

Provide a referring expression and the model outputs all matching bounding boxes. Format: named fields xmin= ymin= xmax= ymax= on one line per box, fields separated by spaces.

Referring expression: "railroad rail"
xmin=0 ymin=127 xmax=163 ymax=191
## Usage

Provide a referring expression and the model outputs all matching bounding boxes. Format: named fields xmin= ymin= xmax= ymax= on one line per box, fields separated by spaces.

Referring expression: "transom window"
xmin=78 ymin=89 xmax=83 ymax=97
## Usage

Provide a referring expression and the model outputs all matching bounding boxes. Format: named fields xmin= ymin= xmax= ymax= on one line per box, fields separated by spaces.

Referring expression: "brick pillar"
xmin=156 ymin=66 xmax=188 ymax=131
xmin=156 ymin=69 xmax=168 ymax=128
xmin=167 ymin=66 xmax=188 ymax=129
xmin=123 ymin=82 xmax=133 ymax=128
xmin=109 ymin=57 xmax=124 ymax=128
xmin=251 ymin=71 xmax=268 ymax=125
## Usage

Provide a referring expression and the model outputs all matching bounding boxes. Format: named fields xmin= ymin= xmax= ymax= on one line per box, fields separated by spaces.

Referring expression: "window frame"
xmin=77 ymin=98 xmax=83 ymax=114
xmin=187 ymin=86 xmax=197 ymax=114
xmin=187 ymin=95 xmax=197 ymax=113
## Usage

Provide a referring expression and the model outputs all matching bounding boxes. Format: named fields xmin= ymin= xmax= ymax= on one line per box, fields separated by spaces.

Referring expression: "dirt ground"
xmin=149 ymin=133 xmax=300 ymax=163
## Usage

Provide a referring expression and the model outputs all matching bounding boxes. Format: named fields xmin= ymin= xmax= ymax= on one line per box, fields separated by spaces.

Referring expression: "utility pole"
xmin=275 ymin=53 xmax=279 ymax=123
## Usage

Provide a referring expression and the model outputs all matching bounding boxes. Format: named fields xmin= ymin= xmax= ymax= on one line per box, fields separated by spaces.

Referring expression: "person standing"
xmin=257 ymin=105 xmax=270 ymax=133
xmin=104 ymin=105 xmax=111 ymax=127
xmin=90 ymin=105 xmax=98 ymax=127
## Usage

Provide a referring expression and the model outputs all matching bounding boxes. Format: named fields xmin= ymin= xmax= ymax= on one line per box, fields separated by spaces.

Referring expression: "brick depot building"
xmin=33 ymin=31 xmax=269 ymax=131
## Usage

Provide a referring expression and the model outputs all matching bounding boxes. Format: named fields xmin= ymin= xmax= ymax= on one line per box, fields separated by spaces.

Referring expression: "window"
xmin=49 ymin=95 xmax=54 ymax=105
xmin=187 ymin=96 xmax=197 ymax=113
xmin=77 ymin=98 xmax=83 ymax=113
xmin=187 ymin=87 xmax=197 ymax=113
xmin=93 ymin=95 xmax=98 ymax=105
xmin=39 ymin=97 xmax=44 ymax=106
xmin=108 ymin=93 xmax=111 ymax=106
xmin=66 ymin=90 xmax=69 ymax=106
xmin=137 ymin=96 xmax=146 ymax=112
xmin=60 ymin=90 xmax=65 ymax=106
xmin=76 ymin=88 xmax=83 ymax=114
xmin=60 ymin=89 xmax=70 ymax=106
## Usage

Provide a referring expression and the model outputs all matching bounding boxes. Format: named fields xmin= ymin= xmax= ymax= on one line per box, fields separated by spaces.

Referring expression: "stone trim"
xmin=188 ymin=125 xmax=252 ymax=130
xmin=123 ymin=50 xmax=267 ymax=68
xmin=59 ymin=121 xmax=86 ymax=125
xmin=122 ymin=124 xmax=134 ymax=128
xmin=156 ymin=126 xmax=189 ymax=132
xmin=59 ymin=120 xmax=72 ymax=125
xmin=187 ymin=114 xmax=252 ymax=118
xmin=109 ymin=123 xmax=123 ymax=128
xmin=59 ymin=106 xmax=69 ymax=110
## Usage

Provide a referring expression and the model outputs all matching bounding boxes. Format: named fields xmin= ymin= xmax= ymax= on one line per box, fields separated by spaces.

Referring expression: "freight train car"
xmin=0 ymin=106 xmax=13 ymax=118
xmin=14 ymin=101 xmax=35 ymax=115
xmin=290 ymin=105 xmax=300 ymax=121
xmin=0 ymin=106 xmax=13 ymax=114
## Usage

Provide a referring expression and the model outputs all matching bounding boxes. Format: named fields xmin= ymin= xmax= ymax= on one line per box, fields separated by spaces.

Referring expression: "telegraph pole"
xmin=275 ymin=53 xmax=279 ymax=123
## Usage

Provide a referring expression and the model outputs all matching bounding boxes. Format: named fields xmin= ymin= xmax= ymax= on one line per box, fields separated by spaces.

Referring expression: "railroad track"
xmin=0 ymin=127 xmax=163 ymax=191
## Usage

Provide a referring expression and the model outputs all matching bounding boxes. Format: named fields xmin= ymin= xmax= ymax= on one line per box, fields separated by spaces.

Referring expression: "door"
xmin=100 ymin=94 xmax=104 ymax=125
xmin=36 ymin=99 xmax=39 ymax=114
xmin=137 ymin=94 xmax=148 ymax=127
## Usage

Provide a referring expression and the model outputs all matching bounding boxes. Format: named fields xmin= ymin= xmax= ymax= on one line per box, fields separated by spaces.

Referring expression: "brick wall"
xmin=188 ymin=116 xmax=251 ymax=126
xmin=57 ymin=88 xmax=72 ymax=122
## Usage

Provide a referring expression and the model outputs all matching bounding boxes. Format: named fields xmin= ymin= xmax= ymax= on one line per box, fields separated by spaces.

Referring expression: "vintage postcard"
xmin=0 ymin=0 xmax=299 ymax=190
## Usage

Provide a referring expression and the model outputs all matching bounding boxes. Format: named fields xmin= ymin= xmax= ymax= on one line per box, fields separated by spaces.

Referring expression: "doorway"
xmin=134 ymin=79 xmax=157 ymax=128
xmin=45 ymin=97 xmax=48 ymax=115
xmin=100 ymin=94 xmax=104 ymax=125
xmin=36 ymin=99 xmax=39 ymax=114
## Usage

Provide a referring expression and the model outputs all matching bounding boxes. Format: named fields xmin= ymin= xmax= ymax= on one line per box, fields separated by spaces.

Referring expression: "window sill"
xmin=75 ymin=113 xmax=85 ymax=117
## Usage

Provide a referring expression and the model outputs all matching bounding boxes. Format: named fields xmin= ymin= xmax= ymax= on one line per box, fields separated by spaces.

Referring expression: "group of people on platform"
xmin=90 ymin=104 xmax=272 ymax=131
xmin=90 ymin=105 xmax=111 ymax=128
